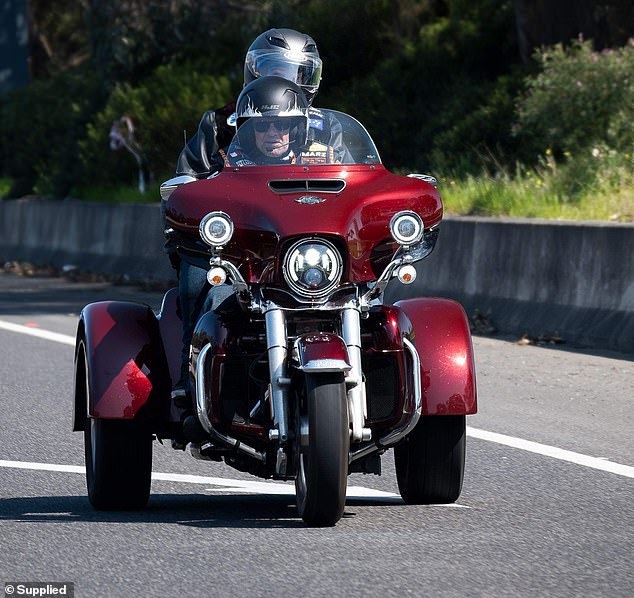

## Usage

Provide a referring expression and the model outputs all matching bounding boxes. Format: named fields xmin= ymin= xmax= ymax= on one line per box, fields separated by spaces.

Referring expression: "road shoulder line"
xmin=0 ymin=319 xmax=75 ymax=346
xmin=468 ymin=426 xmax=634 ymax=478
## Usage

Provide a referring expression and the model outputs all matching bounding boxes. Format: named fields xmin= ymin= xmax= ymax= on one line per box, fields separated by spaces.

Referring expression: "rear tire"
xmin=85 ymin=417 xmax=153 ymax=510
xmin=394 ymin=415 xmax=465 ymax=504
xmin=295 ymin=373 xmax=349 ymax=526
xmin=76 ymin=331 xmax=153 ymax=510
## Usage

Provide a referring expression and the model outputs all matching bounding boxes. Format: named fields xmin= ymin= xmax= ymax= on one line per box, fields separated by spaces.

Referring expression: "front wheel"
xmin=394 ymin=415 xmax=466 ymax=504
xmin=85 ymin=418 xmax=153 ymax=510
xmin=295 ymin=373 xmax=349 ymax=527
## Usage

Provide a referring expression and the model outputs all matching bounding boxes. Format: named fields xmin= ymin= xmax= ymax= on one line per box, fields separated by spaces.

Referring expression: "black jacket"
xmin=175 ymin=102 xmax=236 ymax=177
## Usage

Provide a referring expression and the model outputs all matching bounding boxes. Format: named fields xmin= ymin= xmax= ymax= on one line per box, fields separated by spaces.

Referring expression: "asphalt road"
xmin=0 ymin=272 xmax=632 ymax=598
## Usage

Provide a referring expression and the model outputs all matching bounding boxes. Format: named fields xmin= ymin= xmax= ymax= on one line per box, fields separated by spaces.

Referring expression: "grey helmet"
xmin=244 ymin=28 xmax=322 ymax=105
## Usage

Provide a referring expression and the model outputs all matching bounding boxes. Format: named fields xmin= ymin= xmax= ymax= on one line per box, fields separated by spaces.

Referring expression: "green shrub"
xmin=515 ymin=38 xmax=634 ymax=159
xmin=77 ymin=62 xmax=237 ymax=189
xmin=0 ymin=66 xmax=103 ymax=197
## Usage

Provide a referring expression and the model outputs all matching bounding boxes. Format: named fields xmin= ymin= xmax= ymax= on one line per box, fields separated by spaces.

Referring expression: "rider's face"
xmin=254 ymin=119 xmax=291 ymax=158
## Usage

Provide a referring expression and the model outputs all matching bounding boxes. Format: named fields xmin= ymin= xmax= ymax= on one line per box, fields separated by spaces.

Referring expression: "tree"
xmin=513 ymin=0 xmax=634 ymax=63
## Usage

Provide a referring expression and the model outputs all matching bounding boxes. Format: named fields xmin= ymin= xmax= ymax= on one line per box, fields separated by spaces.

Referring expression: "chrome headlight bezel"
xmin=199 ymin=211 xmax=234 ymax=248
xmin=389 ymin=211 xmax=424 ymax=246
xmin=283 ymin=238 xmax=343 ymax=298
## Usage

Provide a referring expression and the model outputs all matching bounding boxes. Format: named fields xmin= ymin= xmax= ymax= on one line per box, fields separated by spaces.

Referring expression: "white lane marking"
xmin=1 ymin=320 xmax=630 ymax=481
xmin=0 ymin=459 xmax=403 ymax=501
xmin=0 ymin=319 xmax=75 ymax=346
xmin=0 ymin=460 xmax=84 ymax=474
xmin=467 ymin=426 xmax=634 ymax=478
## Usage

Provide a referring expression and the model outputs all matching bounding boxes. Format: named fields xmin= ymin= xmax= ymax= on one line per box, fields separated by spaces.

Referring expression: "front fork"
xmin=341 ymin=308 xmax=371 ymax=443
xmin=265 ymin=309 xmax=291 ymax=476
xmin=264 ymin=307 xmax=370 ymax=476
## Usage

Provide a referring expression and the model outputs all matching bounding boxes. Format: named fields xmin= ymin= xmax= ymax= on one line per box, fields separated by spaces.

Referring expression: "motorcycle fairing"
xmin=395 ymin=298 xmax=477 ymax=415
xmin=73 ymin=301 xmax=170 ymax=429
xmin=165 ymin=164 xmax=442 ymax=283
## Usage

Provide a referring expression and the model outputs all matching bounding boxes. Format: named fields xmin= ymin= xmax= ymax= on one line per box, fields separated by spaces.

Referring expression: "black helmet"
xmin=234 ymin=76 xmax=309 ymax=161
xmin=244 ymin=28 xmax=322 ymax=105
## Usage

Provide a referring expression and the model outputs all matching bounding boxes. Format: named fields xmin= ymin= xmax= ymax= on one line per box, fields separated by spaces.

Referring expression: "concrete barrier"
xmin=1 ymin=198 xmax=633 ymax=352
xmin=386 ymin=217 xmax=634 ymax=353
xmin=0 ymin=198 xmax=174 ymax=283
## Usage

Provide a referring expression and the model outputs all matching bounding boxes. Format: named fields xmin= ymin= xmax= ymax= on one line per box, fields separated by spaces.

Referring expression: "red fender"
xmin=73 ymin=300 xmax=170 ymax=429
xmin=395 ymin=298 xmax=477 ymax=415
xmin=295 ymin=333 xmax=351 ymax=372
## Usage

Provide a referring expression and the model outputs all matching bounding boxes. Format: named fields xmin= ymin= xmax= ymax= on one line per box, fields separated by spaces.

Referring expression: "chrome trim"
xmin=379 ymin=337 xmax=422 ymax=446
xmin=259 ymin=285 xmax=359 ymax=309
xmin=195 ymin=343 xmax=266 ymax=463
xmin=265 ymin=309 xmax=289 ymax=443
xmin=341 ymin=309 xmax=367 ymax=443
xmin=295 ymin=195 xmax=326 ymax=205
xmin=360 ymin=255 xmax=404 ymax=304
xmin=160 ymin=175 xmax=197 ymax=201
xmin=297 ymin=358 xmax=352 ymax=373
xmin=349 ymin=336 xmax=422 ymax=463
xmin=249 ymin=400 xmax=262 ymax=419
xmin=407 ymin=173 xmax=438 ymax=188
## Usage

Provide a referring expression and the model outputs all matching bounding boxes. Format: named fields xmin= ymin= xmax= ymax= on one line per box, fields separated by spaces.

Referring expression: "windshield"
xmin=226 ymin=109 xmax=381 ymax=167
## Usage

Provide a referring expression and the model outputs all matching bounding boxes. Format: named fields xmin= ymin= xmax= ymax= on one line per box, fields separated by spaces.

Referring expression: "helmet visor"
xmin=246 ymin=50 xmax=322 ymax=90
xmin=231 ymin=115 xmax=308 ymax=163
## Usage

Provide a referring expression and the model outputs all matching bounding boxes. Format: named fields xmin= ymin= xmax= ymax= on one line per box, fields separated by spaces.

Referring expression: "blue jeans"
xmin=177 ymin=260 xmax=236 ymax=387
xmin=177 ymin=260 xmax=208 ymax=385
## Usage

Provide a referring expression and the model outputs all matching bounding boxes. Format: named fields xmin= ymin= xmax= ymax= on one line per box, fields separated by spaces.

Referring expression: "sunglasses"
xmin=253 ymin=120 xmax=290 ymax=133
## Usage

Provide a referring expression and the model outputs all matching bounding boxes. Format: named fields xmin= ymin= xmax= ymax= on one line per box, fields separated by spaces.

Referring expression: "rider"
xmin=223 ymin=76 xmax=311 ymax=166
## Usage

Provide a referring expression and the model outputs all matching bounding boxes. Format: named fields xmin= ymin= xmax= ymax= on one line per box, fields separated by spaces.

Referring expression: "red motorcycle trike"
xmin=73 ymin=110 xmax=477 ymax=526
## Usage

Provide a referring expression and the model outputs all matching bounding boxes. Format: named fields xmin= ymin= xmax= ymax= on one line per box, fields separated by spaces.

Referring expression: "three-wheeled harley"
xmin=73 ymin=109 xmax=476 ymax=526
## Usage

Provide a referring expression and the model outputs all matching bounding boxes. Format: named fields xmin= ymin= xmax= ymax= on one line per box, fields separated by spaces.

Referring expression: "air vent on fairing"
xmin=267 ymin=179 xmax=346 ymax=194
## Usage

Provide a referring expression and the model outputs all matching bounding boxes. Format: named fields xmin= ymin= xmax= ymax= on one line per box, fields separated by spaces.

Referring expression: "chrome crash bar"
xmin=195 ymin=343 xmax=266 ymax=463
xmin=349 ymin=336 xmax=422 ymax=464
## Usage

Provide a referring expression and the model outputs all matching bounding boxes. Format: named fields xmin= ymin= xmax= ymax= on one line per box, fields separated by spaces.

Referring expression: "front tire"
xmin=394 ymin=415 xmax=466 ymax=504
xmin=295 ymin=373 xmax=349 ymax=526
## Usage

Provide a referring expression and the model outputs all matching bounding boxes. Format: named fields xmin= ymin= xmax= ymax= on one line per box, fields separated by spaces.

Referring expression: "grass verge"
xmin=439 ymin=153 xmax=634 ymax=222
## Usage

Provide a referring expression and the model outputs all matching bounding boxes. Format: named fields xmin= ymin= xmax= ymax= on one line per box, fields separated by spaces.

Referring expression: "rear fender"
xmin=73 ymin=301 xmax=170 ymax=430
xmin=294 ymin=333 xmax=352 ymax=373
xmin=395 ymin=298 xmax=477 ymax=415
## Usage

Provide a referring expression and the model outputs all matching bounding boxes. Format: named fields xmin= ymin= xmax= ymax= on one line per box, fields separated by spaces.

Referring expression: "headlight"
xmin=389 ymin=211 xmax=424 ymax=245
xmin=199 ymin=211 xmax=234 ymax=248
xmin=283 ymin=239 xmax=343 ymax=298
